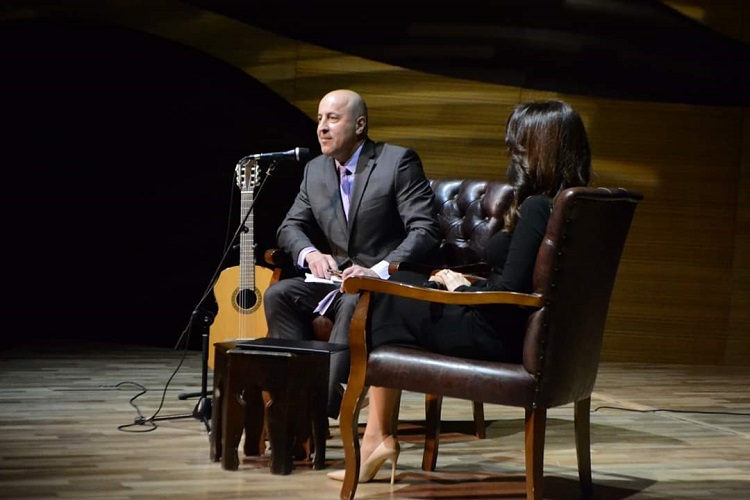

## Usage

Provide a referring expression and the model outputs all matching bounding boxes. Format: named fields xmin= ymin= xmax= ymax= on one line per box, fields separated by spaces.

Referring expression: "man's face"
xmin=317 ymin=92 xmax=362 ymax=163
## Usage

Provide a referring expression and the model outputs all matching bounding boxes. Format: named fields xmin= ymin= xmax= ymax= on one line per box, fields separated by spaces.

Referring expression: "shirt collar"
xmin=335 ymin=142 xmax=364 ymax=173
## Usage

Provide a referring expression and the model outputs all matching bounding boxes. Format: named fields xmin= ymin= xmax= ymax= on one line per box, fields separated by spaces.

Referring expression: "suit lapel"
xmin=348 ymin=140 xmax=377 ymax=224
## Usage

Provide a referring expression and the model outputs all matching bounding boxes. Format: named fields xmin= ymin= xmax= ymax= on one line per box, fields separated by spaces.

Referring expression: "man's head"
xmin=317 ymin=89 xmax=368 ymax=164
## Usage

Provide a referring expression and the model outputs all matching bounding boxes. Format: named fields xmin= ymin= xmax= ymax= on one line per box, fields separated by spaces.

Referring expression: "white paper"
xmin=313 ymin=289 xmax=340 ymax=315
xmin=304 ymin=273 xmax=343 ymax=285
xmin=305 ymin=273 xmax=343 ymax=316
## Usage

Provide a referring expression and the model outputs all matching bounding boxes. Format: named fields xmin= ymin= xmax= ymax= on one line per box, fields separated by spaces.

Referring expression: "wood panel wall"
xmin=240 ymin=1 xmax=750 ymax=367
xmin=9 ymin=1 xmax=747 ymax=366
xmin=284 ymin=64 xmax=750 ymax=367
xmin=661 ymin=0 xmax=750 ymax=366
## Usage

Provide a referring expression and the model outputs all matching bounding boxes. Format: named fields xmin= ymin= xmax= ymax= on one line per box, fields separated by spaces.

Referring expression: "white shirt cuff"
xmin=371 ymin=260 xmax=390 ymax=280
xmin=297 ymin=247 xmax=316 ymax=268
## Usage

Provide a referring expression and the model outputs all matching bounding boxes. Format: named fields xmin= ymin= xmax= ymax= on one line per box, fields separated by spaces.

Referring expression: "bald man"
xmin=264 ymin=89 xmax=440 ymax=418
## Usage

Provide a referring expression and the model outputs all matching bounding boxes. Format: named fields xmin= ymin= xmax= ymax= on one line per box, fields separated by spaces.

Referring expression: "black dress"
xmin=370 ymin=195 xmax=552 ymax=363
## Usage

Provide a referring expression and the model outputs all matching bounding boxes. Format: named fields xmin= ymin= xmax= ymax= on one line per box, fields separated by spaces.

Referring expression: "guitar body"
xmin=208 ymin=264 xmax=273 ymax=370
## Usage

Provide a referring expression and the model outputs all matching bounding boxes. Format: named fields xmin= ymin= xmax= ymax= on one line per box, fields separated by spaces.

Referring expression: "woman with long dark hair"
xmin=327 ymin=99 xmax=592 ymax=484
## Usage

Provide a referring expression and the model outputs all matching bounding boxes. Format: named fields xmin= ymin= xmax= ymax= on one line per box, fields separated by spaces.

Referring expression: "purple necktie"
xmin=339 ymin=165 xmax=353 ymax=218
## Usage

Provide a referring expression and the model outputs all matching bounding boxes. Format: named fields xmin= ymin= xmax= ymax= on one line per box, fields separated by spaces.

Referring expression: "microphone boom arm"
xmin=241 ymin=147 xmax=310 ymax=162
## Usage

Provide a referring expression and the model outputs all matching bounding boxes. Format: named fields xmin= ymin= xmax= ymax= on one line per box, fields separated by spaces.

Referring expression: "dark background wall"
xmin=2 ymin=18 xmax=312 ymax=350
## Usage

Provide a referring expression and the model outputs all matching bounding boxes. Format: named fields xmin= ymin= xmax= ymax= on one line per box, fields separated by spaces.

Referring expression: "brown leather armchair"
xmin=337 ymin=186 xmax=643 ymax=500
xmin=263 ymin=179 xmax=516 ymax=436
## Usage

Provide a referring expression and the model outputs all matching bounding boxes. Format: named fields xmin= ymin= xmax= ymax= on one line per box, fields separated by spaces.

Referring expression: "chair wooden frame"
xmin=336 ymin=187 xmax=643 ymax=500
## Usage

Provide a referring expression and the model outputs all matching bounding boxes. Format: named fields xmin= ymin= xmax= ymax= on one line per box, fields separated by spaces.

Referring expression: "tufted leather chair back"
xmin=306 ymin=179 xmax=514 ymax=340
xmin=523 ymin=187 xmax=643 ymax=408
xmin=430 ymin=179 xmax=514 ymax=267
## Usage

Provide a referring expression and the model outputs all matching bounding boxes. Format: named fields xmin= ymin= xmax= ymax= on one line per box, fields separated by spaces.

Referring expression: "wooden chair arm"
xmin=264 ymin=248 xmax=292 ymax=267
xmin=342 ymin=276 xmax=544 ymax=308
xmin=338 ymin=273 xmax=544 ymax=492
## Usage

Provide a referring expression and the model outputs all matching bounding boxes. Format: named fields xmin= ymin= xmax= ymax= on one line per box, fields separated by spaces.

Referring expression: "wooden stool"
xmin=209 ymin=341 xmax=242 ymax=463
xmin=209 ymin=338 xmax=345 ymax=475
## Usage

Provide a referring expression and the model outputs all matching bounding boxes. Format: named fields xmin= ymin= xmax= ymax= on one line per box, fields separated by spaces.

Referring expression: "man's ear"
xmin=356 ymin=116 xmax=366 ymax=134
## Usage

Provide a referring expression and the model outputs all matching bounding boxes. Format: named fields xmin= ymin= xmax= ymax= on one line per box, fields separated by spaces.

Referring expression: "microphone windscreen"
xmin=296 ymin=147 xmax=311 ymax=161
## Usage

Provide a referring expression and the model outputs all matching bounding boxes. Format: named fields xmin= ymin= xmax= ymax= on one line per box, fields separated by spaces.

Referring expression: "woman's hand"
xmin=429 ymin=269 xmax=471 ymax=291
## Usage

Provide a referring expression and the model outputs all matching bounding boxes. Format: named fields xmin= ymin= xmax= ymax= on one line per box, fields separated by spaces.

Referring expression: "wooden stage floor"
xmin=0 ymin=340 xmax=748 ymax=499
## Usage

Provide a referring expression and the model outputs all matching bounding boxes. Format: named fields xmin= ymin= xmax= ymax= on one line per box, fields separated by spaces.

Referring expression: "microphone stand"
xmin=149 ymin=157 xmax=278 ymax=433
xmin=150 ymin=308 xmax=215 ymax=432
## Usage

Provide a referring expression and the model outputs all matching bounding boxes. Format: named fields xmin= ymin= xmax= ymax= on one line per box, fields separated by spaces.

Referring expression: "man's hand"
xmin=340 ymin=265 xmax=379 ymax=289
xmin=306 ymin=251 xmax=338 ymax=279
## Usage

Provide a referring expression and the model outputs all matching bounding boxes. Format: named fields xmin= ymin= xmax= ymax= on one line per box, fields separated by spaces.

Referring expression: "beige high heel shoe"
xmin=327 ymin=437 xmax=400 ymax=485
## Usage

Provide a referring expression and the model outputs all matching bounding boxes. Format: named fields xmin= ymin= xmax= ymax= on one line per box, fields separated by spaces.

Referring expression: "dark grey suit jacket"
xmin=277 ymin=139 xmax=440 ymax=269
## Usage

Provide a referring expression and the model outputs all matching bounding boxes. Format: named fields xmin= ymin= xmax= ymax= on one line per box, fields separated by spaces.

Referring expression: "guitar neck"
xmin=239 ymin=188 xmax=256 ymax=289
xmin=238 ymin=160 xmax=261 ymax=289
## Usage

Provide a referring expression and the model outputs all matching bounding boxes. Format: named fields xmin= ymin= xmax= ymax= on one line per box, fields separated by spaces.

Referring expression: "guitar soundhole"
xmin=236 ymin=287 xmax=261 ymax=313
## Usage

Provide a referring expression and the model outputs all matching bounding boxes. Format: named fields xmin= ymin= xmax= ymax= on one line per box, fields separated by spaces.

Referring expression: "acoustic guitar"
xmin=208 ymin=160 xmax=272 ymax=370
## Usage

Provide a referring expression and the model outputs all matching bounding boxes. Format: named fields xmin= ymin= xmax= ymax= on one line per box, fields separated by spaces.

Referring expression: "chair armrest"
xmin=342 ymin=276 xmax=544 ymax=308
xmin=264 ymin=248 xmax=293 ymax=268
xmin=263 ymin=248 xmax=299 ymax=284
xmin=338 ymin=274 xmax=543 ymax=471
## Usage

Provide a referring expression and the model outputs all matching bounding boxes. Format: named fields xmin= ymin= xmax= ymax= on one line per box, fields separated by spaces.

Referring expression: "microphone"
xmin=242 ymin=147 xmax=310 ymax=161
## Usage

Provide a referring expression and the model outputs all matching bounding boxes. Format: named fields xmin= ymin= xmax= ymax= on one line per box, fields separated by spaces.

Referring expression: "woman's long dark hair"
xmin=503 ymin=100 xmax=591 ymax=231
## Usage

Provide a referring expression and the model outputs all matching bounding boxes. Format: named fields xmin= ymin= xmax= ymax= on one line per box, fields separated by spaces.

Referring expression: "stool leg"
xmin=209 ymin=351 xmax=224 ymax=462
xmin=266 ymin=389 xmax=294 ymax=475
xmin=210 ymin=380 xmax=222 ymax=462
xmin=311 ymin=357 xmax=328 ymax=470
xmin=221 ymin=367 xmax=245 ymax=471
xmin=243 ymin=386 xmax=265 ymax=456
xmin=293 ymin=407 xmax=313 ymax=462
